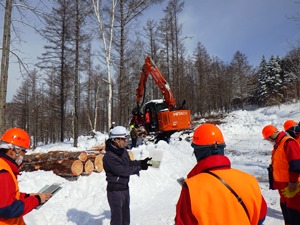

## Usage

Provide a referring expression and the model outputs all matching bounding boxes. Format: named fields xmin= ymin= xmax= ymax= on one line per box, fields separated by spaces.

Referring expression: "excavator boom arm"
xmin=136 ymin=56 xmax=176 ymax=109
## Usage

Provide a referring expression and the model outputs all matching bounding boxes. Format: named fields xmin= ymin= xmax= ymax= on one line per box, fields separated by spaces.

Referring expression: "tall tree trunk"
xmin=73 ymin=0 xmax=80 ymax=147
xmin=0 ymin=0 xmax=12 ymax=134
xmin=118 ymin=0 xmax=125 ymax=124
xmin=92 ymin=0 xmax=117 ymax=132
xmin=60 ymin=0 xmax=67 ymax=142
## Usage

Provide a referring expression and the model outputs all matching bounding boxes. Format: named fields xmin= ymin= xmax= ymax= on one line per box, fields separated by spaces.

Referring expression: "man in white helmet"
xmin=103 ymin=126 xmax=151 ymax=225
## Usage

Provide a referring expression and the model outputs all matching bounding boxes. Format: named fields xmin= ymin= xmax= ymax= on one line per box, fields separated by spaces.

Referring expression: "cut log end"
xmin=71 ymin=160 xmax=83 ymax=176
xmin=84 ymin=159 xmax=94 ymax=174
xmin=94 ymin=154 xmax=103 ymax=172
xmin=78 ymin=152 xmax=88 ymax=161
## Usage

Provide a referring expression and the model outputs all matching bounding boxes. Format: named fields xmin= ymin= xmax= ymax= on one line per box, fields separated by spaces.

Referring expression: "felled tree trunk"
xmin=21 ymin=151 xmax=104 ymax=177
xmin=21 ymin=150 xmax=134 ymax=177
xmin=21 ymin=158 xmax=83 ymax=176
xmin=24 ymin=151 xmax=88 ymax=163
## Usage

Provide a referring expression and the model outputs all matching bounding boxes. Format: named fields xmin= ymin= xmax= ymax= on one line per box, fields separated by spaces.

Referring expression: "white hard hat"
xmin=110 ymin=126 xmax=127 ymax=139
xmin=112 ymin=121 xmax=115 ymax=125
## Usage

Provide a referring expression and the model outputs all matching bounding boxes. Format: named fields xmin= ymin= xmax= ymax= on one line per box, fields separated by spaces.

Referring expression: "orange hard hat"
xmin=192 ymin=124 xmax=225 ymax=146
xmin=262 ymin=125 xmax=278 ymax=139
xmin=283 ymin=120 xmax=297 ymax=131
xmin=0 ymin=128 xmax=30 ymax=149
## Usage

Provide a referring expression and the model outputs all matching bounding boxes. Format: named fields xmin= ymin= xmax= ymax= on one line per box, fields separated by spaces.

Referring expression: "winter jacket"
xmin=0 ymin=153 xmax=40 ymax=225
xmin=175 ymin=155 xmax=267 ymax=225
xmin=103 ymin=139 xmax=142 ymax=191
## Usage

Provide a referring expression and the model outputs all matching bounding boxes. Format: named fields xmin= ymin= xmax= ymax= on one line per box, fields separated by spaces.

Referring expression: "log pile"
xmin=21 ymin=150 xmax=105 ymax=177
xmin=21 ymin=149 xmax=135 ymax=177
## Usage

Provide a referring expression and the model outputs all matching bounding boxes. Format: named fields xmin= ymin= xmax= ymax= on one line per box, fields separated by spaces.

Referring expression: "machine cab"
xmin=143 ymin=100 xmax=168 ymax=133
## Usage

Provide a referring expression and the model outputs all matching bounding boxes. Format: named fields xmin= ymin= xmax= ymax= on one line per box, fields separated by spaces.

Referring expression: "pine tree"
xmin=266 ymin=56 xmax=282 ymax=105
xmin=256 ymin=56 xmax=268 ymax=105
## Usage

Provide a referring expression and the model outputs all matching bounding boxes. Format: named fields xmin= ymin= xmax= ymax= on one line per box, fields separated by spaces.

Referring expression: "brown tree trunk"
xmin=22 ymin=151 xmax=104 ymax=176
xmin=21 ymin=158 xmax=83 ymax=176
xmin=0 ymin=0 xmax=12 ymax=134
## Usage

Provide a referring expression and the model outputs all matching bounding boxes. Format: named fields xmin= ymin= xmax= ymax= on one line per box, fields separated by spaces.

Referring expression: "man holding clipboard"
xmin=0 ymin=128 xmax=52 ymax=224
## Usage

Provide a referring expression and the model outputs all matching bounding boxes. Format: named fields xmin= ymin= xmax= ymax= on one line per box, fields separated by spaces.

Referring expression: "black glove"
xmin=141 ymin=157 xmax=152 ymax=170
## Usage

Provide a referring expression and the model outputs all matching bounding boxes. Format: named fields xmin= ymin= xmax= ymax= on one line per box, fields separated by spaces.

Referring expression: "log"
xmin=71 ymin=160 xmax=83 ymax=176
xmin=84 ymin=159 xmax=94 ymax=174
xmin=22 ymin=150 xmax=104 ymax=176
xmin=94 ymin=154 xmax=103 ymax=172
xmin=21 ymin=159 xmax=83 ymax=176
xmin=91 ymin=144 xmax=105 ymax=151
xmin=25 ymin=151 xmax=89 ymax=163
xmin=78 ymin=152 xmax=88 ymax=161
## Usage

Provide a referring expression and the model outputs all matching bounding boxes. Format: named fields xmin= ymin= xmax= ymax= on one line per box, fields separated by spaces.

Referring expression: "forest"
xmin=1 ymin=0 xmax=299 ymax=147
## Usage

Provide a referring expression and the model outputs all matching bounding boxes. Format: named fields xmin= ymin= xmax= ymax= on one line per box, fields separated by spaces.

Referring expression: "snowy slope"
xmin=18 ymin=102 xmax=300 ymax=225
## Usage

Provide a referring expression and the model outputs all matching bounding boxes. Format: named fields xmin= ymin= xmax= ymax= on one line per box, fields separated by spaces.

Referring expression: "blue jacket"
xmin=103 ymin=139 xmax=141 ymax=191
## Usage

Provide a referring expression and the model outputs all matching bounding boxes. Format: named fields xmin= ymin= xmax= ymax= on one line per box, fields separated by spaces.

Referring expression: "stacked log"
xmin=21 ymin=149 xmax=135 ymax=177
xmin=94 ymin=154 xmax=103 ymax=172
xmin=21 ymin=150 xmax=104 ymax=177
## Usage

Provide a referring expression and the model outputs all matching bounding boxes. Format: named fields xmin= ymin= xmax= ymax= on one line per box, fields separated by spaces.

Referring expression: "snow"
xmin=19 ymin=102 xmax=300 ymax=225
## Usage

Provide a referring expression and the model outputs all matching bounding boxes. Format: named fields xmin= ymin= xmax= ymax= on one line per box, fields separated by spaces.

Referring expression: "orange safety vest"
xmin=271 ymin=136 xmax=300 ymax=183
xmin=185 ymin=168 xmax=262 ymax=225
xmin=0 ymin=159 xmax=25 ymax=225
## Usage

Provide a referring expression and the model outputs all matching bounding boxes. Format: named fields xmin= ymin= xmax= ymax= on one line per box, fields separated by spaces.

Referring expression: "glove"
xmin=141 ymin=157 xmax=152 ymax=170
xmin=281 ymin=184 xmax=300 ymax=198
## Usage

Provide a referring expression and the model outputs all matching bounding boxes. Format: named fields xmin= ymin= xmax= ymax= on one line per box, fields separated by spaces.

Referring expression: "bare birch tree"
xmin=91 ymin=0 xmax=118 ymax=132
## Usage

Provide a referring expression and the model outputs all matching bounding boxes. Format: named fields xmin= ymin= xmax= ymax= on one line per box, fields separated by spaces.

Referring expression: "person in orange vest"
xmin=175 ymin=124 xmax=267 ymax=225
xmin=0 ymin=128 xmax=52 ymax=225
xmin=284 ymin=120 xmax=300 ymax=145
xmin=262 ymin=124 xmax=300 ymax=225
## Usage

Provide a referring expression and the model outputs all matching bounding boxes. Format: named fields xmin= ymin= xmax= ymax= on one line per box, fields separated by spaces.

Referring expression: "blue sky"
xmin=179 ymin=0 xmax=300 ymax=65
xmin=4 ymin=0 xmax=300 ymax=101
xmin=144 ymin=0 xmax=300 ymax=65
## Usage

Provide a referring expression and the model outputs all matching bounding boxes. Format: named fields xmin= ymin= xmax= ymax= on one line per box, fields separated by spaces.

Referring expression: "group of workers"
xmin=0 ymin=119 xmax=299 ymax=225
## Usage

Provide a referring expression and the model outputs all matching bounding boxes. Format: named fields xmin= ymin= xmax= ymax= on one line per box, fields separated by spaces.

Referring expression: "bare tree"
xmin=92 ymin=0 xmax=118 ymax=132
xmin=0 ymin=0 xmax=49 ymax=134
xmin=37 ymin=0 xmax=74 ymax=142
xmin=0 ymin=0 xmax=13 ymax=134
xmin=229 ymin=51 xmax=253 ymax=110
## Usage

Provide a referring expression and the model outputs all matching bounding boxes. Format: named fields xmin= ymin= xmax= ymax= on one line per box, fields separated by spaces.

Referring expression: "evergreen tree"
xmin=256 ymin=56 xmax=268 ymax=105
xmin=266 ymin=55 xmax=282 ymax=105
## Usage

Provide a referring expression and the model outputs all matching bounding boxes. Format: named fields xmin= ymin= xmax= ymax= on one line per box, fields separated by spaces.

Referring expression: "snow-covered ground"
xmin=19 ymin=102 xmax=300 ymax=225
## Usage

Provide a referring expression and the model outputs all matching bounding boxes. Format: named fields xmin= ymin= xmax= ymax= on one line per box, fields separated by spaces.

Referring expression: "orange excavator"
xmin=131 ymin=56 xmax=191 ymax=141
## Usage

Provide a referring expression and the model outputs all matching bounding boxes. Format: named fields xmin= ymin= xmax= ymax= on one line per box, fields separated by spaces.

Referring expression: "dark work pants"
xmin=287 ymin=207 xmax=300 ymax=225
xmin=107 ymin=189 xmax=130 ymax=225
xmin=131 ymin=138 xmax=137 ymax=148
xmin=280 ymin=202 xmax=289 ymax=224
xmin=280 ymin=202 xmax=300 ymax=225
